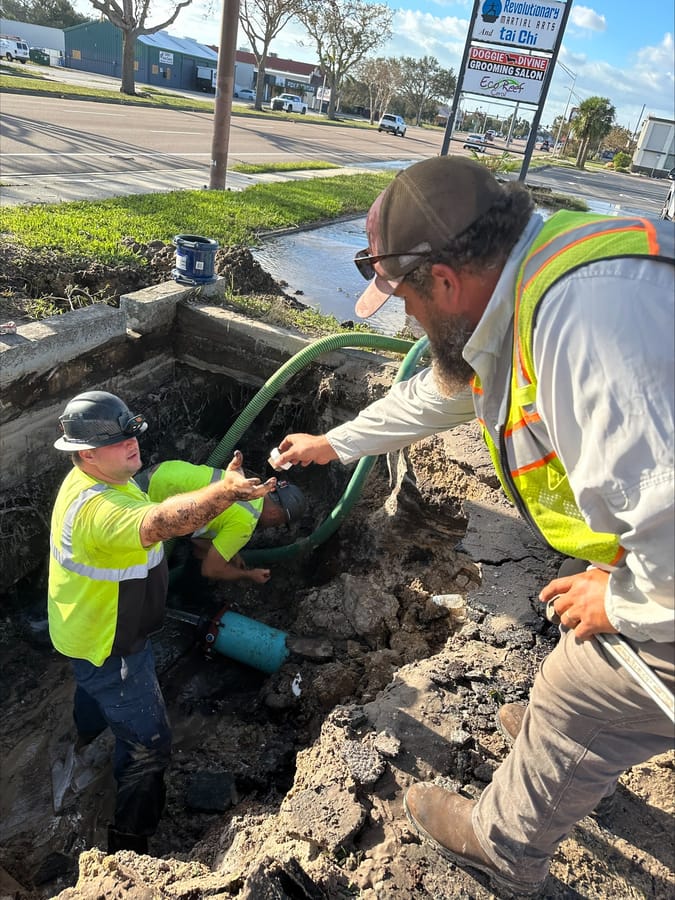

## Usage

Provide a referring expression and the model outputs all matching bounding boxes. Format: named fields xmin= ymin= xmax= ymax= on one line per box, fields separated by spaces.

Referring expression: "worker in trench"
xmin=273 ymin=156 xmax=674 ymax=896
xmin=135 ymin=460 xmax=306 ymax=584
xmin=48 ymin=391 xmax=277 ymax=854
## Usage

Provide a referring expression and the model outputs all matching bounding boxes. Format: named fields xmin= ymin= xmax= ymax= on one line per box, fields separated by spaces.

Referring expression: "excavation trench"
xmin=0 ymin=354 xmax=489 ymax=895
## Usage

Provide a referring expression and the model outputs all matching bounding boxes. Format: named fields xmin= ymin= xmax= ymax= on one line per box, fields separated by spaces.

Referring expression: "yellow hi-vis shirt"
xmin=48 ymin=466 xmax=167 ymax=666
xmin=146 ymin=460 xmax=263 ymax=562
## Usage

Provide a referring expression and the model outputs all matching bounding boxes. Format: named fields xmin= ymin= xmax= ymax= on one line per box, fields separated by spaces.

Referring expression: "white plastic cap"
xmin=268 ymin=446 xmax=292 ymax=471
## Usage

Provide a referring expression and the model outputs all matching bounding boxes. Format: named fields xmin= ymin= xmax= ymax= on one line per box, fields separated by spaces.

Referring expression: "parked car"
xmin=661 ymin=168 xmax=675 ymax=221
xmin=463 ymin=133 xmax=487 ymax=152
xmin=234 ymin=87 xmax=256 ymax=101
xmin=378 ymin=113 xmax=406 ymax=136
xmin=271 ymin=93 xmax=307 ymax=114
xmin=0 ymin=35 xmax=29 ymax=63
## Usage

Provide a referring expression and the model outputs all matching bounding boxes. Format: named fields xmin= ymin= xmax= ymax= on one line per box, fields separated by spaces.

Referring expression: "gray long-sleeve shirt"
xmin=327 ymin=214 xmax=674 ymax=643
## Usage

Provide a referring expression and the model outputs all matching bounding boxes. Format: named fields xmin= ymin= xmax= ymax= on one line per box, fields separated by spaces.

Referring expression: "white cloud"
xmin=634 ymin=31 xmax=675 ymax=75
xmin=569 ymin=6 xmax=607 ymax=32
xmin=543 ymin=38 xmax=674 ymax=132
xmin=382 ymin=10 xmax=469 ymax=67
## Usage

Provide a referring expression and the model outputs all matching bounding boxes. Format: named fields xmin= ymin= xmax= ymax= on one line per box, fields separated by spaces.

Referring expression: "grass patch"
xmin=218 ymin=291 xmax=372 ymax=337
xmin=0 ymin=68 xmax=215 ymax=111
xmin=0 ymin=173 xmax=394 ymax=261
xmin=529 ymin=189 xmax=587 ymax=211
xmin=231 ymin=161 xmax=340 ymax=174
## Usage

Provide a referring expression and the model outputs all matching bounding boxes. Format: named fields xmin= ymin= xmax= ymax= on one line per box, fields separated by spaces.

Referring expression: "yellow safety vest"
xmin=146 ymin=460 xmax=263 ymax=560
xmin=476 ymin=211 xmax=674 ymax=563
xmin=48 ymin=466 xmax=166 ymax=666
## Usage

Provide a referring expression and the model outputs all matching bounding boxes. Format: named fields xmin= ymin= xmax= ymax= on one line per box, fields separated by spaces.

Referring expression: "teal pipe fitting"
xmin=206 ymin=610 xmax=290 ymax=673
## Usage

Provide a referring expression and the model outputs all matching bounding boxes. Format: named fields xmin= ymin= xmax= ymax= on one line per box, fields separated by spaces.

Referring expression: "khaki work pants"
xmin=472 ymin=626 xmax=674 ymax=883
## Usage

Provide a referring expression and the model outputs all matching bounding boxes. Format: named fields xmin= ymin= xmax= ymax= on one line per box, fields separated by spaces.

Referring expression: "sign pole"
xmin=440 ymin=1 xmax=481 ymax=156
xmin=518 ymin=0 xmax=574 ymax=180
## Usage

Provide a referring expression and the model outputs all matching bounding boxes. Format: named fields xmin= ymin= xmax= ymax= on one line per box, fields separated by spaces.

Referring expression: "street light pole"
xmin=554 ymin=61 xmax=576 ymax=154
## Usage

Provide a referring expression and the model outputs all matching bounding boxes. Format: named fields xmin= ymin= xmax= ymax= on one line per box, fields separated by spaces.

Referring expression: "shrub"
xmin=613 ymin=151 xmax=632 ymax=171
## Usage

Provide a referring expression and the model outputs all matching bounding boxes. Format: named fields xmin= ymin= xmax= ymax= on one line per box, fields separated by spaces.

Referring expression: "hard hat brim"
xmin=53 ymin=432 xmax=135 ymax=451
xmin=54 ymin=435 xmax=98 ymax=451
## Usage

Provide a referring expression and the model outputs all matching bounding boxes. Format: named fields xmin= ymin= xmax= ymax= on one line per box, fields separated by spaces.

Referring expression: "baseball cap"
xmin=355 ymin=156 xmax=505 ymax=318
xmin=269 ymin=481 xmax=306 ymax=526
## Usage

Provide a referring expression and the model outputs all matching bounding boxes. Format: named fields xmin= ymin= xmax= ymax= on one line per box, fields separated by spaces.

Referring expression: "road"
xmin=0 ymin=90 xmax=669 ymax=218
xmin=0 ymin=93 xmax=442 ymax=205
xmin=522 ymin=165 xmax=669 ymax=218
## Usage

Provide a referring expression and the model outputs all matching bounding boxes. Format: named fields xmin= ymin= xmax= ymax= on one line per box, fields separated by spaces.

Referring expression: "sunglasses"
xmin=118 ymin=412 xmax=146 ymax=436
xmin=353 ymin=248 xmax=431 ymax=281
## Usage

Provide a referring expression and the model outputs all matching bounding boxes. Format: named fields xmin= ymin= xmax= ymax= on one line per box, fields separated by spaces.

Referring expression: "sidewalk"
xmin=0 ymin=164 xmax=378 ymax=207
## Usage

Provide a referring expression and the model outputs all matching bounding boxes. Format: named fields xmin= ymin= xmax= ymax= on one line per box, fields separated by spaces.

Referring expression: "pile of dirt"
xmin=0 ymin=425 xmax=672 ymax=900
xmin=0 ymin=238 xmax=302 ymax=326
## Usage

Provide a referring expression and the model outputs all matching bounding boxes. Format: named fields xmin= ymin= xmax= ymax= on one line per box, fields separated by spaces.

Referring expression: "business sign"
xmin=472 ymin=0 xmax=566 ymax=52
xmin=462 ymin=46 xmax=549 ymax=103
xmin=159 ymin=51 xmax=174 ymax=65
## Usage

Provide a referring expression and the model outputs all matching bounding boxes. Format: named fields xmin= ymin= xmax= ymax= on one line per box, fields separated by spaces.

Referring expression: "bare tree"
xmin=86 ymin=0 xmax=194 ymax=95
xmin=298 ymin=0 xmax=393 ymax=119
xmin=398 ymin=55 xmax=456 ymax=126
xmin=355 ymin=56 xmax=401 ymax=124
xmin=238 ymin=0 xmax=305 ymax=110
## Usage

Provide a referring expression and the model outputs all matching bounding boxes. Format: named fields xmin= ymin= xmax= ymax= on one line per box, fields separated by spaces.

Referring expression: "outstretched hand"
xmin=276 ymin=434 xmax=338 ymax=468
xmin=223 ymin=450 xmax=277 ymax=499
xmin=539 ymin=566 xmax=618 ymax=640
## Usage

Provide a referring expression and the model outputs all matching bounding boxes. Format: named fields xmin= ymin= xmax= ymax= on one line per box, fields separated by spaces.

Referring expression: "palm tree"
xmin=571 ymin=97 xmax=616 ymax=169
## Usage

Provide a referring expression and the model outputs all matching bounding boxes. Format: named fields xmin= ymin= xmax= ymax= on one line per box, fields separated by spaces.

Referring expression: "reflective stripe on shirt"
xmin=52 ymin=482 xmax=164 ymax=581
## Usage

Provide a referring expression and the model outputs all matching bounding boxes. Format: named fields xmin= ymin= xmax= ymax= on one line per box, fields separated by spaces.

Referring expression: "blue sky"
xmin=75 ymin=0 xmax=675 ymax=132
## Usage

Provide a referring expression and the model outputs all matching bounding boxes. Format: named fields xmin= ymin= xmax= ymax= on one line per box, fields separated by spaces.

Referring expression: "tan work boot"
xmin=496 ymin=702 xmax=526 ymax=742
xmin=403 ymin=782 xmax=544 ymax=896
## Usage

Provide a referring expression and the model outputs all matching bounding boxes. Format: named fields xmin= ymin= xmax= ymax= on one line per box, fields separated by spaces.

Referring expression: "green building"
xmin=63 ymin=20 xmax=218 ymax=91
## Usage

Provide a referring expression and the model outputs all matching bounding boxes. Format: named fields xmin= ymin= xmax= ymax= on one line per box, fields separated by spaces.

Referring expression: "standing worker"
xmin=139 ymin=460 xmax=306 ymax=583
xmin=48 ymin=390 xmax=276 ymax=854
xmin=274 ymin=156 xmax=674 ymax=895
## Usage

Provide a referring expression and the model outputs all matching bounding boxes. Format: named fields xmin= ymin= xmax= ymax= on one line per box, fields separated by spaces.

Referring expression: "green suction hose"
xmin=166 ymin=331 xmax=428 ymax=566
xmin=205 ymin=332 xmax=418 ymax=470
xmin=241 ymin=333 xmax=430 ymax=565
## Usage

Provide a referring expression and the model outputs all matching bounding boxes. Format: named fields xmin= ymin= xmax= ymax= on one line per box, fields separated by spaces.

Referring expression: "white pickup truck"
xmin=271 ymin=93 xmax=307 ymax=114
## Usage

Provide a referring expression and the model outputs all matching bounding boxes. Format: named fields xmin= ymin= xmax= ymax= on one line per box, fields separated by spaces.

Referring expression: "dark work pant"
xmin=71 ymin=640 xmax=172 ymax=836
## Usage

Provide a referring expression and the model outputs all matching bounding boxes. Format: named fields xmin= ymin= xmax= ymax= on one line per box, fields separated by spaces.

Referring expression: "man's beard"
xmin=427 ymin=313 xmax=474 ymax=397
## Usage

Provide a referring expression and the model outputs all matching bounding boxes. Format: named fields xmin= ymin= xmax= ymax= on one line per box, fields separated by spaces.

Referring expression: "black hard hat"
xmin=269 ymin=481 xmax=306 ymax=525
xmin=54 ymin=390 xmax=147 ymax=451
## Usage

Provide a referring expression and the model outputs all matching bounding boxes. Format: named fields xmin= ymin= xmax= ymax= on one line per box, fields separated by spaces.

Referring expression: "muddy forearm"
xmin=140 ymin=478 xmax=273 ymax=546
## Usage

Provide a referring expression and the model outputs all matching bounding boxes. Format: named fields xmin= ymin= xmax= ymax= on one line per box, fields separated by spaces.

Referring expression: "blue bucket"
xmin=207 ymin=610 xmax=290 ymax=674
xmin=172 ymin=234 xmax=219 ymax=285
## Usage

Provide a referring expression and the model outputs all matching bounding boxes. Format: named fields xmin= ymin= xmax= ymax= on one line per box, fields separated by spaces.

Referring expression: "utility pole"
xmin=553 ymin=62 xmax=577 ymax=155
xmin=209 ymin=0 xmax=240 ymax=190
